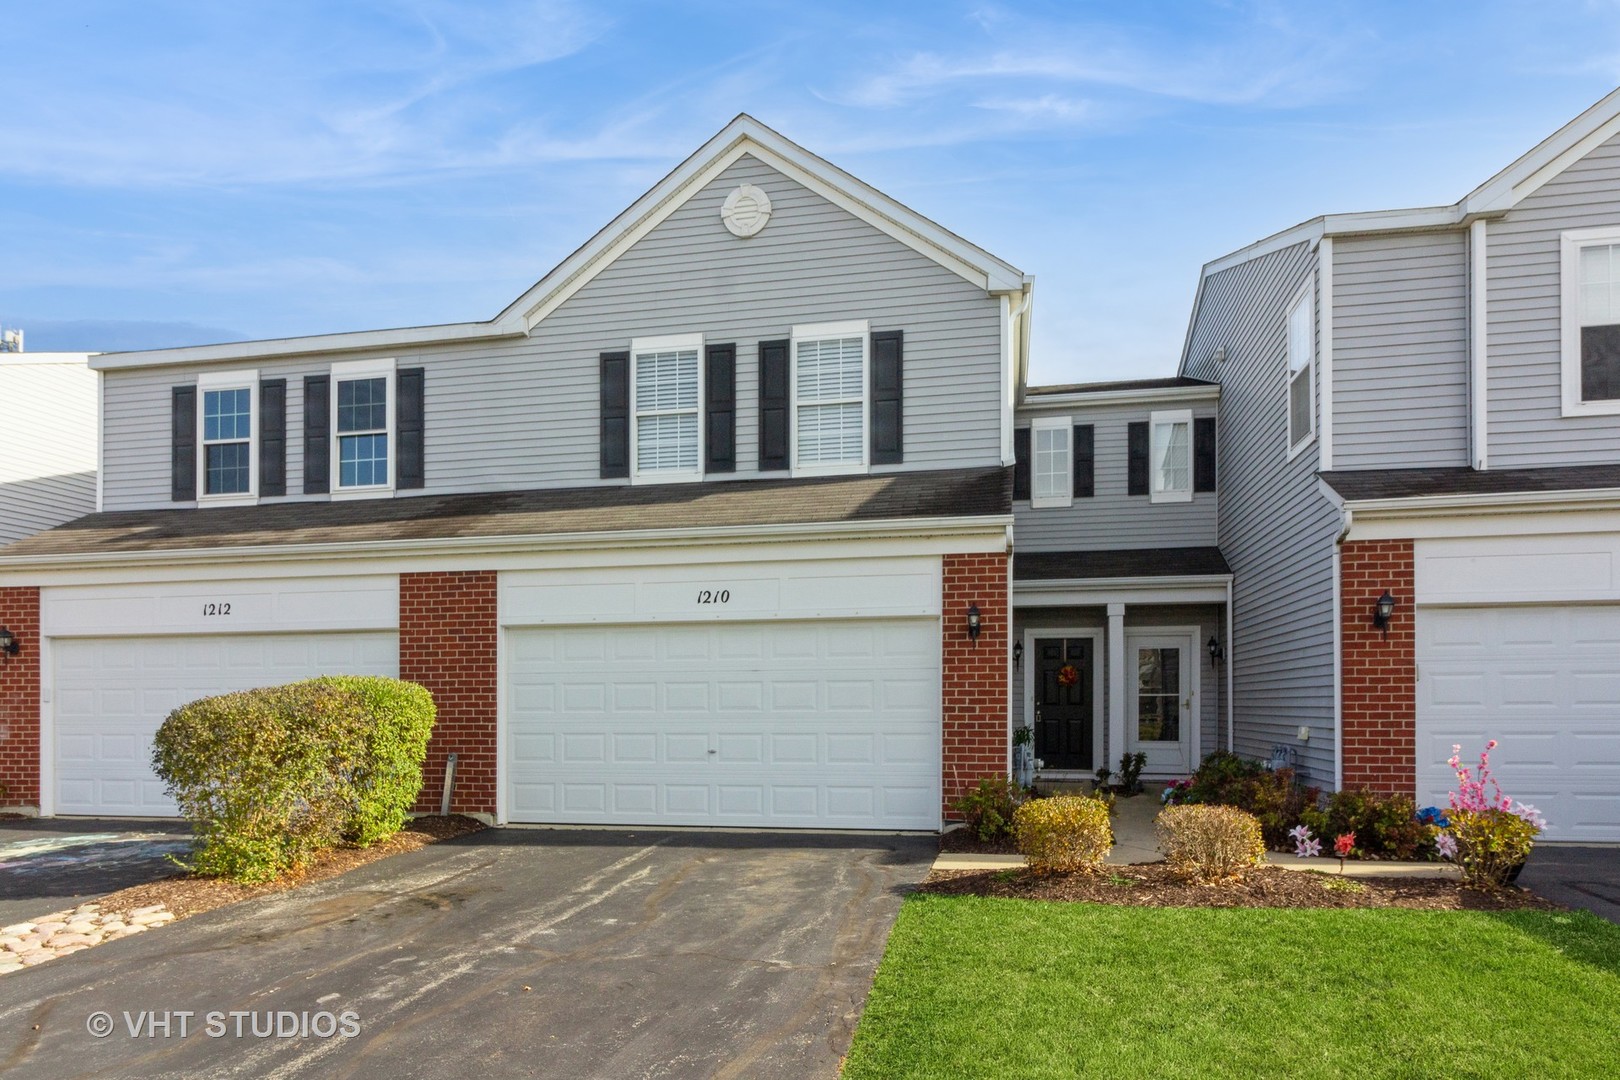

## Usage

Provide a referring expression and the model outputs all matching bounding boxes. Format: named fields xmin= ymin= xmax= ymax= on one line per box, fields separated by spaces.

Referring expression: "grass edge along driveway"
xmin=843 ymin=894 xmax=1620 ymax=1079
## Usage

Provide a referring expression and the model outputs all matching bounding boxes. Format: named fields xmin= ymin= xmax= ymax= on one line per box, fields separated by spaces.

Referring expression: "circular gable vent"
xmin=721 ymin=183 xmax=772 ymax=238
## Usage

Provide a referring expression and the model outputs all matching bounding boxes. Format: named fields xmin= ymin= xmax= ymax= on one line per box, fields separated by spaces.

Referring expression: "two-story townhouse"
xmin=0 ymin=116 xmax=1030 ymax=828
xmin=0 ymin=351 xmax=99 ymax=546
xmin=1183 ymin=88 xmax=1620 ymax=842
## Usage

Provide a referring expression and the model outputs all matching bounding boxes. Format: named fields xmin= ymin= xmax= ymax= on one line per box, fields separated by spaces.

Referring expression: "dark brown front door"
xmin=1034 ymin=638 xmax=1094 ymax=770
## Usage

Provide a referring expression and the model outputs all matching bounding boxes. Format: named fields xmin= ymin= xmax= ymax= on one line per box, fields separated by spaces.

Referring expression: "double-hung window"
xmin=1561 ymin=226 xmax=1620 ymax=415
xmin=1149 ymin=409 xmax=1192 ymax=503
xmin=792 ymin=320 xmax=868 ymax=474
xmin=1029 ymin=416 xmax=1072 ymax=508
xmin=1286 ymin=283 xmax=1315 ymax=455
xmin=631 ymin=334 xmax=703 ymax=481
xmin=331 ymin=359 xmax=394 ymax=494
xmin=197 ymin=370 xmax=256 ymax=502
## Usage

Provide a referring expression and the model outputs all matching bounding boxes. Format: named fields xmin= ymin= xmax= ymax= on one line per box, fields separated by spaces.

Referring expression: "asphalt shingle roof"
xmin=1320 ymin=464 xmax=1620 ymax=502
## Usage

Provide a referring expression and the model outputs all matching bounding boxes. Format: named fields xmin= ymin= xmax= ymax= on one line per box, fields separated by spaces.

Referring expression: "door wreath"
xmin=1056 ymin=663 xmax=1080 ymax=687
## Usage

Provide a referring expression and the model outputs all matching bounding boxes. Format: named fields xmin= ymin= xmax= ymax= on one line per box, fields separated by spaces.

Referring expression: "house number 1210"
xmin=202 ymin=602 xmax=232 ymax=616
xmin=696 ymin=590 xmax=730 ymax=604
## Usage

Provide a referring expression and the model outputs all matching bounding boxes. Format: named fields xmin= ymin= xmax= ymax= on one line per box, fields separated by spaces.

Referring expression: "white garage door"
xmin=506 ymin=620 xmax=940 ymax=829
xmin=53 ymin=632 xmax=399 ymax=817
xmin=1417 ymin=605 xmax=1620 ymax=842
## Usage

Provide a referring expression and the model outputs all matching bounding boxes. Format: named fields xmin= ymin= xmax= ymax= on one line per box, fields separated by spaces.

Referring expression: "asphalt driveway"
xmin=1521 ymin=844 xmax=1620 ymax=924
xmin=0 ymin=828 xmax=933 ymax=1079
xmin=0 ymin=818 xmax=192 ymax=926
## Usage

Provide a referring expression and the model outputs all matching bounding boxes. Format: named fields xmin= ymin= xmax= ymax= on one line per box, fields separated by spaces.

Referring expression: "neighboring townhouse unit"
xmin=0 ymin=352 xmax=98 ymax=546
xmin=0 ymin=116 xmax=1030 ymax=827
xmin=1182 ymin=88 xmax=1620 ymax=842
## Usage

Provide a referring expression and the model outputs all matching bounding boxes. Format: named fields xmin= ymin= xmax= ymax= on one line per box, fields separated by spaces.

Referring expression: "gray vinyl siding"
xmin=1331 ymin=231 xmax=1470 ymax=469
xmin=1184 ymin=241 xmax=1341 ymax=787
xmin=0 ymin=359 xmax=99 ymax=544
xmin=1011 ymin=401 xmax=1219 ymax=550
xmin=1486 ymin=129 xmax=1620 ymax=467
xmin=100 ymin=154 xmax=1004 ymax=511
xmin=1011 ymin=605 xmax=1223 ymax=776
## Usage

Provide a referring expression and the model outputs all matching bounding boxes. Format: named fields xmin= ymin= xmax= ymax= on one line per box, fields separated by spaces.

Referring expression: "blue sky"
xmin=4 ymin=1 xmax=1620 ymax=383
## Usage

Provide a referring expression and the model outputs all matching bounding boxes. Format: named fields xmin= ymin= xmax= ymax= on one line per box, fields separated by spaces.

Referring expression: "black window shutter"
xmin=1127 ymin=421 xmax=1149 ymax=496
xmin=1194 ymin=416 xmax=1217 ymax=493
xmin=1013 ymin=427 xmax=1031 ymax=501
xmin=397 ymin=367 xmax=425 ymax=490
xmin=171 ymin=385 xmax=197 ymax=502
xmin=303 ymin=375 xmax=330 ymax=495
xmin=1072 ymin=424 xmax=1095 ymax=498
xmin=600 ymin=351 xmax=629 ymax=479
xmin=259 ymin=378 xmax=286 ymax=497
xmin=705 ymin=343 xmax=736 ymax=474
xmin=758 ymin=338 xmax=790 ymax=471
xmin=870 ymin=329 xmax=904 ymax=464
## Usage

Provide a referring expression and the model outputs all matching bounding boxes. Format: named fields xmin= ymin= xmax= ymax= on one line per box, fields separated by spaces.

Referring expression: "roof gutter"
xmin=1336 ymin=486 xmax=1620 ymax=518
xmin=1022 ymin=384 xmax=1219 ymax=410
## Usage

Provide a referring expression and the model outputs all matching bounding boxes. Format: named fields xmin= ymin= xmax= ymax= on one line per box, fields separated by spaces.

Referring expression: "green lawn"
xmin=843 ymin=895 xmax=1620 ymax=1079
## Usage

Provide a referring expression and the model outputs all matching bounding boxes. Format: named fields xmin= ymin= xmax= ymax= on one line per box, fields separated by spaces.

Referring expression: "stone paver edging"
xmin=0 ymin=902 xmax=175 ymax=974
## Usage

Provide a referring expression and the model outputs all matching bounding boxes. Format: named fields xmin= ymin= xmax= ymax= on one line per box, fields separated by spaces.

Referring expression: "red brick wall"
xmin=1340 ymin=540 xmax=1416 ymax=797
xmin=941 ymin=552 xmax=1011 ymax=814
xmin=401 ymin=571 xmax=498 ymax=816
xmin=0 ymin=587 xmax=41 ymax=810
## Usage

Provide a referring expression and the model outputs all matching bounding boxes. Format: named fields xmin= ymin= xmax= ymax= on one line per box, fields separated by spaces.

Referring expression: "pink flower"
xmin=1334 ymin=833 xmax=1356 ymax=858
xmin=1435 ymin=833 xmax=1457 ymax=859
xmin=1300 ymin=838 xmax=1322 ymax=858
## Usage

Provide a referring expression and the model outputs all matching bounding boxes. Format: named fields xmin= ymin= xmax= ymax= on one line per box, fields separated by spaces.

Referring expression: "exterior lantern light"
xmin=1372 ymin=590 xmax=1397 ymax=638
xmin=0 ymin=628 xmax=17 ymax=656
xmin=1012 ymin=640 xmax=1023 ymax=668
xmin=966 ymin=604 xmax=982 ymax=643
xmin=1207 ymin=636 xmax=1224 ymax=665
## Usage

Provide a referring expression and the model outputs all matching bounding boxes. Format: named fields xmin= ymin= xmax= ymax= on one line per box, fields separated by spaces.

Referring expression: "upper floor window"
xmin=1286 ymin=283 xmax=1315 ymax=456
xmin=1149 ymin=409 xmax=1192 ymax=503
xmin=197 ymin=370 xmax=256 ymax=502
xmin=1561 ymin=226 xmax=1620 ymax=416
xmin=792 ymin=320 xmax=868 ymax=475
xmin=1030 ymin=416 xmax=1072 ymax=508
xmin=330 ymin=359 xmax=394 ymax=494
xmin=631 ymin=334 xmax=703 ymax=481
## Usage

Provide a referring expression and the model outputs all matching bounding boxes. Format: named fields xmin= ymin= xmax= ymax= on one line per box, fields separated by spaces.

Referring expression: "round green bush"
xmin=152 ymin=676 xmax=436 ymax=883
xmin=1013 ymin=795 xmax=1113 ymax=874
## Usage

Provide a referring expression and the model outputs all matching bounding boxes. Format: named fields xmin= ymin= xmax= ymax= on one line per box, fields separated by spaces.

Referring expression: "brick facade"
xmin=0 ymin=587 xmax=41 ymax=810
xmin=941 ymin=552 xmax=1011 ymax=814
xmin=401 ymin=571 xmax=498 ymax=817
xmin=1340 ymin=539 xmax=1416 ymax=797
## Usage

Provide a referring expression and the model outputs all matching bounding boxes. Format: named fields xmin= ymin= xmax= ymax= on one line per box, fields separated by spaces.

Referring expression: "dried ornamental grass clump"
xmin=1013 ymin=795 xmax=1113 ymax=874
xmin=1156 ymin=804 xmax=1266 ymax=883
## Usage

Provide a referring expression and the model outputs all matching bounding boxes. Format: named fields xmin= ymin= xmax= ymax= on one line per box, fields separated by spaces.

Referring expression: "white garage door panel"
xmin=1417 ymin=606 xmax=1620 ymax=842
xmin=54 ymin=632 xmax=399 ymax=817
xmin=507 ymin=620 xmax=940 ymax=829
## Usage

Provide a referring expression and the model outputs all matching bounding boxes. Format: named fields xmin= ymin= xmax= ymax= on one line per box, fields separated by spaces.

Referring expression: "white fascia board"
xmin=90 ymin=322 xmax=516 ymax=371
xmin=0 ymin=513 xmax=1014 ymax=578
xmin=504 ymin=115 xmax=1024 ymax=331
xmin=1014 ymin=576 xmax=1231 ymax=607
xmin=0 ymin=352 xmax=94 ymax=367
xmin=1020 ymin=384 xmax=1219 ymax=411
xmin=1319 ymin=205 xmax=1469 ymax=236
xmin=1340 ymin=487 xmax=1620 ymax=520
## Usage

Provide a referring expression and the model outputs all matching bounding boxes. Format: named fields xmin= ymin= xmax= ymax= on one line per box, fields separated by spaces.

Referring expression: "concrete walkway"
xmin=935 ymin=793 xmax=1459 ymax=878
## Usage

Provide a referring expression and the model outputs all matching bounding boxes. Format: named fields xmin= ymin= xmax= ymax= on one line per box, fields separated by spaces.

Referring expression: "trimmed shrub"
xmin=1178 ymin=752 xmax=1319 ymax=850
xmin=152 ymin=676 xmax=436 ymax=883
xmin=1448 ymin=808 xmax=1538 ymax=889
xmin=1156 ymin=804 xmax=1265 ymax=883
xmin=951 ymin=776 xmax=1026 ymax=841
xmin=1300 ymin=790 xmax=1431 ymax=860
xmin=1013 ymin=795 xmax=1112 ymax=874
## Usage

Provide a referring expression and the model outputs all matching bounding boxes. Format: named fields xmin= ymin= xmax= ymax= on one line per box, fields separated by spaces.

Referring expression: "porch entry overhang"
xmin=1013 ymin=547 xmax=1233 ymax=780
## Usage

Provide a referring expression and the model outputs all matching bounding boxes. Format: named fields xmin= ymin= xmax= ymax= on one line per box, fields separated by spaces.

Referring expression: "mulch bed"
xmin=920 ymin=864 xmax=1563 ymax=911
xmin=93 ymin=815 xmax=487 ymax=921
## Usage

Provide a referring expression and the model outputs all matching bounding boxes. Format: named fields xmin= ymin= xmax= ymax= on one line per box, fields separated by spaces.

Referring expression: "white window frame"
xmin=629 ymin=333 xmax=705 ymax=484
xmin=790 ymin=319 xmax=870 ymax=477
xmin=196 ymin=369 xmax=258 ymax=506
xmin=1029 ymin=415 xmax=1073 ymax=508
xmin=1560 ymin=225 xmax=1620 ymax=417
xmin=1149 ymin=408 xmax=1193 ymax=504
xmin=330 ymin=357 xmax=396 ymax=499
xmin=1285 ymin=280 xmax=1316 ymax=459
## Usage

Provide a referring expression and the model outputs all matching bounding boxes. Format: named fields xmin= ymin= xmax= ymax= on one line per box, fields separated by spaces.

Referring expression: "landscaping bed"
xmin=921 ymin=864 xmax=1560 ymax=911
xmin=88 ymin=814 xmax=485 ymax=921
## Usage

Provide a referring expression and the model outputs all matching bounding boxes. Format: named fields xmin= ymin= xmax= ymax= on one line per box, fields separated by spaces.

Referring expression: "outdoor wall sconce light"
xmin=1207 ymin=636 xmax=1224 ymax=664
xmin=966 ymin=604 xmax=982 ymax=643
xmin=1372 ymin=590 xmax=1397 ymax=638
xmin=1012 ymin=640 xmax=1023 ymax=668
xmin=0 ymin=628 xmax=18 ymax=656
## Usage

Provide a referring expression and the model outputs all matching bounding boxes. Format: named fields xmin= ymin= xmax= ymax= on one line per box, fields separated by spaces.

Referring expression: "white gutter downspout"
xmin=1469 ymin=219 xmax=1489 ymax=470
xmin=1002 ymin=283 xmax=1034 ymax=465
xmin=1332 ymin=499 xmax=1352 ymax=791
xmin=1224 ymin=576 xmax=1234 ymax=753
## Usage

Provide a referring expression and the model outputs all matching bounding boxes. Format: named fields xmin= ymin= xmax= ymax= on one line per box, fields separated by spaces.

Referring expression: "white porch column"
xmin=1107 ymin=602 xmax=1126 ymax=773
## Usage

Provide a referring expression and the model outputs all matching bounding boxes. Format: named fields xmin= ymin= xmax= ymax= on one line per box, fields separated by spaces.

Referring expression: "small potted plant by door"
xmin=1012 ymin=725 xmax=1035 ymax=788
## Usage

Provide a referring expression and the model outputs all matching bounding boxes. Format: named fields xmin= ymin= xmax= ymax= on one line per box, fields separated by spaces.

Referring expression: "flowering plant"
xmin=1287 ymin=824 xmax=1321 ymax=858
xmin=1334 ymin=832 xmax=1356 ymax=857
xmin=1161 ymin=778 xmax=1194 ymax=806
xmin=1438 ymin=741 xmax=1544 ymax=888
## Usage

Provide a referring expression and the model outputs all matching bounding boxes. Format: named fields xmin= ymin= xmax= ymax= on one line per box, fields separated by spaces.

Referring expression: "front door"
xmin=1033 ymin=638 xmax=1094 ymax=771
xmin=1126 ymin=634 xmax=1195 ymax=774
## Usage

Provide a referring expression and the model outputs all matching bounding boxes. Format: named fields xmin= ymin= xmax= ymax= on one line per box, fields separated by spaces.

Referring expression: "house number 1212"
xmin=201 ymin=602 xmax=232 ymax=616
xmin=695 ymin=590 xmax=730 ymax=604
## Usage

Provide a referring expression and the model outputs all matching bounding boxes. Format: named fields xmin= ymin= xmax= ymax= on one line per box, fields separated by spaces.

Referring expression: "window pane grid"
xmin=337 ymin=378 xmax=388 ymax=434
xmin=205 ymin=442 xmax=250 ymax=495
xmin=1032 ymin=425 xmax=1069 ymax=500
xmin=634 ymin=348 xmax=700 ymax=474
xmin=1153 ymin=420 xmax=1190 ymax=494
xmin=202 ymin=387 xmax=251 ymax=495
xmin=339 ymin=433 xmax=389 ymax=488
xmin=795 ymin=336 xmax=864 ymax=467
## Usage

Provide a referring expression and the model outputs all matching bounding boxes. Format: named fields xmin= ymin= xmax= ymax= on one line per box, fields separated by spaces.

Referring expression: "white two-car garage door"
xmin=1416 ymin=605 xmax=1620 ymax=843
xmin=506 ymin=620 xmax=940 ymax=829
xmin=53 ymin=633 xmax=398 ymax=817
